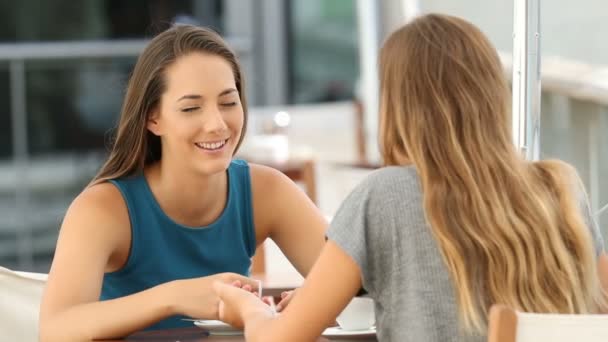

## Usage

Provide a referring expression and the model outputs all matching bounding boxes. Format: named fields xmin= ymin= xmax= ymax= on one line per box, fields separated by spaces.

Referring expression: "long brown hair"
xmin=91 ymin=25 xmax=247 ymax=184
xmin=379 ymin=14 xmax=605 ymax=332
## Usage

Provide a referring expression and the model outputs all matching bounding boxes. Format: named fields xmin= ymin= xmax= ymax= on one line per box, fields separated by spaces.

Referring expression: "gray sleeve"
xmin=326 ymin=179 xmax=376 ymax=294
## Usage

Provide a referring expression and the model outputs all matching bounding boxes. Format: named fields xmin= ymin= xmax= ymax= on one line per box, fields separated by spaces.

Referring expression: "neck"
xmin=145 ymin=161 xmax=228 ymax=227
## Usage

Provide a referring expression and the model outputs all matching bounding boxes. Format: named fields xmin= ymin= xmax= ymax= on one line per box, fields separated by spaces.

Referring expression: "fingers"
xmin=276 ymin=290 xmax=295 ymax=312
xmin=263 ymin=296 xmax=278 ymax=317
xmin=214 ymin=281 xmax=250 ymax=315
xmin=221 ymin=273 xmax=262 ymax=296
xmin=214 ymin=281 xmax=259 ymax=302
xmin=262 ymin=296 xmax=273 ymax=306
xmin=229 ymin=279 xmax=259 ymax=299
xmin=213 ymin=281 xmax=272 ymax=319
xmin=214 ymin=282 xmax=246 ymax=329
xmin=224 ymin=273 xmax=260 ymax=288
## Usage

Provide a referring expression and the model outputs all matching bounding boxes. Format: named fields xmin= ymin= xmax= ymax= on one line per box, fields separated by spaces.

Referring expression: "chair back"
xmin=0 ymin=266 xmax=48 ymax=341
xmin=488 ymin=305 xmax=608 ymax=342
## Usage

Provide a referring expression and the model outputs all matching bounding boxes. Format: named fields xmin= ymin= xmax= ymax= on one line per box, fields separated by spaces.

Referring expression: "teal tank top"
xmin=100 ymin=160 xmax=257 ymax=330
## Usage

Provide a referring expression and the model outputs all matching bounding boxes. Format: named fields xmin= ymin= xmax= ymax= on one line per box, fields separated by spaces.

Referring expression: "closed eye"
xmin=221 ymin=102 xmax=238 ymax=107
xmin=181 ymin=107 xmax=200 ymax=113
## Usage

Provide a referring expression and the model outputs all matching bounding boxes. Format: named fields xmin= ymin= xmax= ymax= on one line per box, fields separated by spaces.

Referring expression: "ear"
xmin=147 ymin=108 xmax=162 ymax=136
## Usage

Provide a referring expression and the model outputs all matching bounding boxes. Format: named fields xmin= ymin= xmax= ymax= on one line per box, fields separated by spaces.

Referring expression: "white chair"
xmin=0 ymin=266 xmax=48 ymax=341
xmin=488 ymin=305 xmax=608 ymax=342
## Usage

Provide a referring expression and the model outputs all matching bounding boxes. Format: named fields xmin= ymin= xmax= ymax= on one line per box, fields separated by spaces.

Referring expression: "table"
xmin=107 ymin=327 xmax=377 ymax=341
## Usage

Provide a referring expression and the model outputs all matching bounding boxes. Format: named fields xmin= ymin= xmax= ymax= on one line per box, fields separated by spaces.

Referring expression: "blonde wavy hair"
xmin=379 ymin=13 xmax=606 ymax=333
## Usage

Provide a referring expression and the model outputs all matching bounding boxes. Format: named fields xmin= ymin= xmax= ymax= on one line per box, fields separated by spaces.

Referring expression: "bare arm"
xmin=217 ymin=240 xmax=363 ymax=342
xmin=250 ymin=164 xmax=328 ymax=276
xmin=39 ymin=183 xmax=257 ymax=341
xmin=39 ymin=183 xmax=171 ymax=341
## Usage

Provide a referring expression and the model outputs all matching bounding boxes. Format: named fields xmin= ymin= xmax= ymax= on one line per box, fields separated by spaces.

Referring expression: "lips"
xmin=194 ymin=138 xmax=229 ymax=151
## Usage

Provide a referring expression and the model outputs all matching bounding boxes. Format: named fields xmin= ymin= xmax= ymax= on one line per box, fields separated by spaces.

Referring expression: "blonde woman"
xmin=213 ymin=14 xmax=608 ymax=342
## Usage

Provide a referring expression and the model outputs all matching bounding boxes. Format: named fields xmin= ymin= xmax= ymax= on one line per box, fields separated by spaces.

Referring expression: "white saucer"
xmin=193 ymin=320 xmax=376 ymax=338
xmin=193 ymin=320 xmax=243 ymax=336
xmin=322 ymin=326 xmax=377 ymax=337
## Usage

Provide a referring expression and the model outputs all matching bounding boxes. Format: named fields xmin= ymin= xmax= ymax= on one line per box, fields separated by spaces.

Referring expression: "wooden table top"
xmin=106 ymin=327 xmax=376 ymax=341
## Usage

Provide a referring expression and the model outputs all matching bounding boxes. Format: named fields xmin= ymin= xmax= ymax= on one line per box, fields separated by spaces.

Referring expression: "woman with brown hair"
xmin=214 ymin=14 xmax=608 ymax=341
xmin=38 ymin=25 xmax=327 ymax=340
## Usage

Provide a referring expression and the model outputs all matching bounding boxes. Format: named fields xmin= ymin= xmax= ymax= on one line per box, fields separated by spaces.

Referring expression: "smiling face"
xmin=147 ymin=52 xmax=244 ymax=176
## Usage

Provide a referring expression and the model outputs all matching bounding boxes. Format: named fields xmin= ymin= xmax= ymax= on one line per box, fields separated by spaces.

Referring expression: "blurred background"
xmin=0 ymin=0 xmax=606 ymax=273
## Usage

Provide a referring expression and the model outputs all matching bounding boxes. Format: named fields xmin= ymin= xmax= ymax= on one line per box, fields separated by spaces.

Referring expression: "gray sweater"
xmin=326 ymin=166 xmax=604 ymax=342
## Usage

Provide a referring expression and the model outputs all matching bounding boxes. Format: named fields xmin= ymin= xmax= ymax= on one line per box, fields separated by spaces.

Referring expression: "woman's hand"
xmin=214 ymin=281 xmax=273 ymax=329
xmin=167 ymin=273 xmax=260 ymax=320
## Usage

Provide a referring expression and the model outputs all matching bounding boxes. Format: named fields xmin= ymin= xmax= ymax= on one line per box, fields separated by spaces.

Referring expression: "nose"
xmin=203 ymin=105 xmax=228 ymax=133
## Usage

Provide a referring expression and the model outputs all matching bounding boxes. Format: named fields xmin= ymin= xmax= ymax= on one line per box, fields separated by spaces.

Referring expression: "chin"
xmin=194 ymin=157 xmax=233 ymax=176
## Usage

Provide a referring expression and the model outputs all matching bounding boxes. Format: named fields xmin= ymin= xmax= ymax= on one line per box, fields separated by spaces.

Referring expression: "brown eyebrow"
xmin=219 ymin=88 xmax=238 ymax=96
xmin=177 ymin=88 xmax=237 ymax=102
xmin=177 ymin=94 xmax=202 ymax=102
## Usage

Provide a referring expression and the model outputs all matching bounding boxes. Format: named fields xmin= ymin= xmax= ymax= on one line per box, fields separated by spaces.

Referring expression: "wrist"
xmin=245 ymin=310 xmax=275 ymax=341
xmin=243 ymin=304 xmax=274 ymax=322
xmin=156 ymin=280 xmax=181 ymax=316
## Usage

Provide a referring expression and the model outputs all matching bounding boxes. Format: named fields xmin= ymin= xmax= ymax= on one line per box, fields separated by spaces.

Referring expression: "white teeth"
xmin=196 ymin=140 xmax=226 ymax=150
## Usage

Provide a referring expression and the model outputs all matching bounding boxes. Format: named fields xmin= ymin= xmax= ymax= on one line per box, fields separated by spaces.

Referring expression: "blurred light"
xmin=274 ymin=111 xmax=291 ymax=127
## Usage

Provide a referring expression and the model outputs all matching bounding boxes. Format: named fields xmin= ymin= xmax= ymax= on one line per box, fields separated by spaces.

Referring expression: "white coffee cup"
xmin=336 ymin=297 xmax=375 ymax=331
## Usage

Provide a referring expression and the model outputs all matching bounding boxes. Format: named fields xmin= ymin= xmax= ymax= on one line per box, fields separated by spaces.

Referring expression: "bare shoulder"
xmin=248 ymin=162 xmax=291 ymax=192
xmin=69 ymin=182 xmax=127 ymax=221
xmin=41 ymin=182 xmax=131 ymax=319
xmin=62 ymin=182 xmax=130 ymax=246
xmin=247 ymin=163 xmax=293 ymax=213
xmin=247 ymin=162 xmax=315 ymax=233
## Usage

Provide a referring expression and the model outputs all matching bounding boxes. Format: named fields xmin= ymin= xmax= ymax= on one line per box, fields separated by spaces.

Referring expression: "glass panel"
xmin=16 ymin=58 xmax=127 ymax=271
xmin=287 ymin=0 xmax=359 ymax=104
xmin=540 ymin=96 xmax=608 ymax=243
xmin=25 ymin=58 xmax=133 ymax=155
xmin=0 ymin=58 xmax=130 ymax=271
xmin=536 ymin=0 xmax=608 ymax=243
xmin=0 ymin=0 xmax=223 ymax=42
xmin=0 ymin=62 xmax=17 ymax=269
xmin=538 ymin=1 xmax=608 ymax=65
xmin=0 ymin=62 xmax=12 ymax=159
xmin=0 ymin=188 xmax=17 ymax=269
xmin=421 ymin=0 xmax=513 ymax=53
